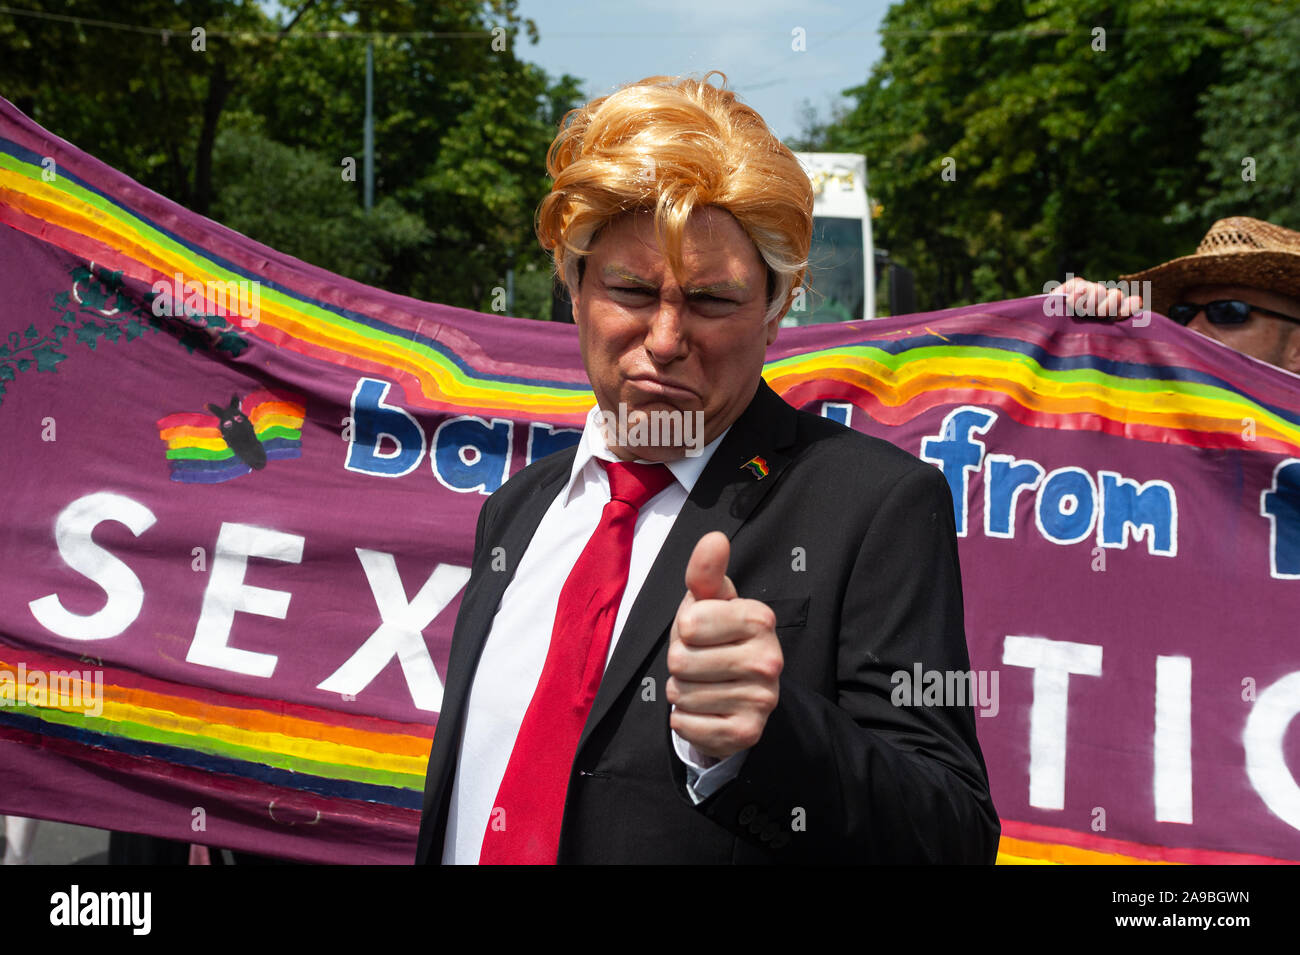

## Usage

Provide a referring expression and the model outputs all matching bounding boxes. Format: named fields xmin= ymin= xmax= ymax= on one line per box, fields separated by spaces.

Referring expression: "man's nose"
xmin=643 ymin=298 xmax=689 ymax=364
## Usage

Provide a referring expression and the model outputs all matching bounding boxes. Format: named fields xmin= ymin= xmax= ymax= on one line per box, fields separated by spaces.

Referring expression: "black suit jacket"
xmin=415 ymin=380 xmax=999 ymax=864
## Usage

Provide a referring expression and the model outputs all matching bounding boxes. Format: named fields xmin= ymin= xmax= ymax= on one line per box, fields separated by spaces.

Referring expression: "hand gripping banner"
xmin=1 ymin=97 xmax=1298 ymax=864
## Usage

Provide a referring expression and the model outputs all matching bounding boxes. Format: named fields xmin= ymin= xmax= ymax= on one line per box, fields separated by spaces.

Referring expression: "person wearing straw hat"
xmin=1058 ymin=217 xmax=1300 ymax=373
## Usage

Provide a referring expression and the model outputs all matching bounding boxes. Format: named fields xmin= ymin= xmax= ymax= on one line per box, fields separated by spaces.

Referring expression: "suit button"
xmin=771 ymin=831 xmax=791 ymax=849
xmin=738 ymin=804 xmax=758 ymax=825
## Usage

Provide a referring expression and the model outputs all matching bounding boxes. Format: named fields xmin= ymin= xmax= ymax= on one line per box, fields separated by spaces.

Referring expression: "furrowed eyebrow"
xmin=601 ymin=265 xmax=748 ymax=295
xmin=685 ymin=279 xmax=748 ymax=296
xmin=602 ymin=265 xmax=655 ymax=287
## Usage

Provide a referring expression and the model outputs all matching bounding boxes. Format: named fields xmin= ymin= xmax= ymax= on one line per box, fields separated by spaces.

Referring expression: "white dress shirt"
xmin=441 ymin=404 xmax=745 ymax=864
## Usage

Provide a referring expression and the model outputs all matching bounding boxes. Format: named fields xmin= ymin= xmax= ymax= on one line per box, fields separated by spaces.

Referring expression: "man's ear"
xmin=765 ymin=314 xmax=780 ymax=346
xmin=1283 ymin=327 xmax=1300 ymax=376
xmin=567 ymin=283 xmax=581 ymax=324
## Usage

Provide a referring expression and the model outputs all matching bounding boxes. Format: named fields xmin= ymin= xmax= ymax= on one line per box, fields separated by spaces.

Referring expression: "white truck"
xmin=787 ymin=152 xmax=911 ymax=324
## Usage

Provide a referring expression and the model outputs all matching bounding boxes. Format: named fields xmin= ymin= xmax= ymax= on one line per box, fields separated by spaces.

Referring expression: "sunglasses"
xmin=1168 ymin=299 xmax=1300 ymax=327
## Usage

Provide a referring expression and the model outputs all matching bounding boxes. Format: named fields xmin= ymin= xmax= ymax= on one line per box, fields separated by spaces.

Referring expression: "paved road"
xmin=2 ymin=818 xmax=109 ymax=865
xmin=2 ymin=818 xmax=296 ymax=864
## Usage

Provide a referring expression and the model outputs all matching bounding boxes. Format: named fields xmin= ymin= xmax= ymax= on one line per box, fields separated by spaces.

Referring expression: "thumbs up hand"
xmin=667 ymin=531 xmax=783 ymax=760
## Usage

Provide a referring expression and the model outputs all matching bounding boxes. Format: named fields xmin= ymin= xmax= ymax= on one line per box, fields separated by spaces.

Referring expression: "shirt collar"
xmin=560 ymin=404 xmax=731 ymax=505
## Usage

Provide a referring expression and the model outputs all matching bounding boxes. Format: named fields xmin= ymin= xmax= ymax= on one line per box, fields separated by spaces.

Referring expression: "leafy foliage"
xmin=210 ymin=119 xmax=430 ymax=287
xmin=1192 ymin=3 xmax=1300 ymax=228
xmin=818 ymin=0 xmax=1282 ymax=311
xmin=0 ymin=265 xmax=173 ymax=404
xmin=0 ymin=0 xmax=583 ymax=319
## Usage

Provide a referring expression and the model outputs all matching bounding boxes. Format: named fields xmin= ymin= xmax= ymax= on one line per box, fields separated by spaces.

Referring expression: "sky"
xmin=512 ymin=0 xmax=894 ymax=142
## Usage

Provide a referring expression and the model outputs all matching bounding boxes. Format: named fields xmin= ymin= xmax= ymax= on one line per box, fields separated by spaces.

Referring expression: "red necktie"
xmin=479 ymin=459 xmax=675 ymax=865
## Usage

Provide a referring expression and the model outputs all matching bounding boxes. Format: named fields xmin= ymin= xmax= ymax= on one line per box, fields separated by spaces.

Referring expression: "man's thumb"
xmin=685 ymin=531 xmax=737 ymax=600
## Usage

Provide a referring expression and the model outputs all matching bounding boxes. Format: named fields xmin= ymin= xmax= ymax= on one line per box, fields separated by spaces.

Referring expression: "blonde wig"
xmin=535 ymin=72 xmax=814 ymax=325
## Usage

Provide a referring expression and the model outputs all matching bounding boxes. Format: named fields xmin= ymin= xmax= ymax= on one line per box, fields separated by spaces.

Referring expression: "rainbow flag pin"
xmin=741 ymin=455 xmax=769 ymax=479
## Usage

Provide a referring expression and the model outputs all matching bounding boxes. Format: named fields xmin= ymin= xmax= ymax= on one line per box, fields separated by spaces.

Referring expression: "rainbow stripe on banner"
xmin=768 ymin=321 xmax=1300 ymax=458
xmin=0 ymin=651 xmax=432 ymax=806
xmin=2 ymin=121 xmax=1299 ymax=454
xmin=996 ymin=820 xmax=1294 ymax=866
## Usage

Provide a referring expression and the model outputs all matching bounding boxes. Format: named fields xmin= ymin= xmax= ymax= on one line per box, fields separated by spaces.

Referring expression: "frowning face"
xmin=568 ymin=207 xmax=778 ymax=461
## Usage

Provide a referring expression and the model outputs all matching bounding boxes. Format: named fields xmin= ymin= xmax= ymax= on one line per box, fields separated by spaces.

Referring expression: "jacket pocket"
xmin=765 ymin=596 xmax=809 ymax=631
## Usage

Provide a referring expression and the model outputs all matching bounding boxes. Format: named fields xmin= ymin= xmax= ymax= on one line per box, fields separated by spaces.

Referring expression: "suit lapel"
xmin=444 ymin=460 xmax=571 ymax=703
xmin=428 ymin=454 xmax=573 ymax=810
xmin=578 ymin=380 xmax=800 ymax=754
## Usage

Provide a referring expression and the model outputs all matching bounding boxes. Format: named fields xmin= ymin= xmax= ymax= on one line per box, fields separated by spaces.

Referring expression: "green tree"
xmin=210 ymin=118 xmax=429 ymax=286
xmin=825 ymin=0 xmax=1266 ymax=311
xmin=1 ymin=1 xmax=585 ymax=318
xmin=234 ymin=0 xmax=584 ymax=315
xmin=1192 ymin=3 xmax=1300 ymax=229
xmin=0 ymin=0 xmax=297 ymax=215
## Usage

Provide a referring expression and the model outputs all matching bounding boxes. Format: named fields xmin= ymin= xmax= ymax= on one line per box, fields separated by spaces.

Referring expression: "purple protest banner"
xmin=1 ymin=96 xmax=1298 ymax=863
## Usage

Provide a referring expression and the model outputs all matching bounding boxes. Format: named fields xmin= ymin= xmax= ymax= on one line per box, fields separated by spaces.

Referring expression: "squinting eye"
xmin=611 ymin=286 xmax=653 ymax=296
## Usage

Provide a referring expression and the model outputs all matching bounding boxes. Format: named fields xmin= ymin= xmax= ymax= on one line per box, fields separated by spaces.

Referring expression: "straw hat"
xmin=1120 ymin=217 xmax=1300 ymax=317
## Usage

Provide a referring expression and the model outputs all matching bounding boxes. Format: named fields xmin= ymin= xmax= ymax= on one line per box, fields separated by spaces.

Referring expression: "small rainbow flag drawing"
xmin=741 ymin=455 xmax=769 ymax=479
xmin=156 ymin=388 xmax=306 ymax=483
